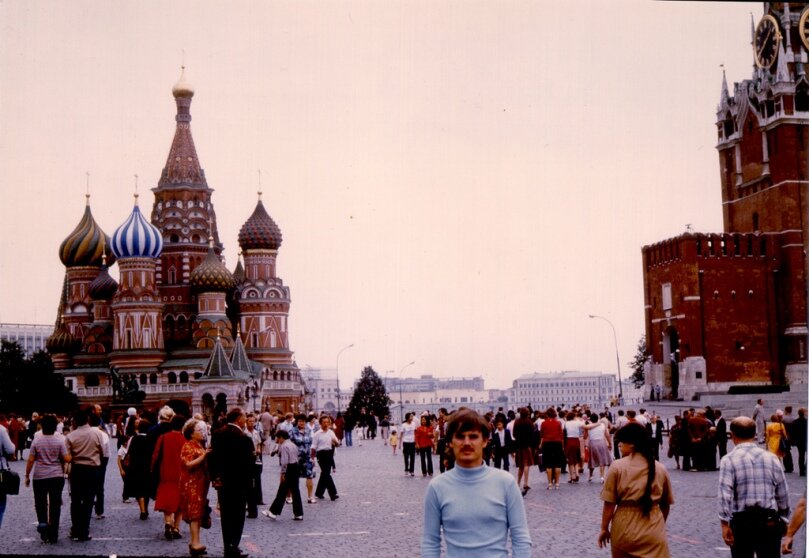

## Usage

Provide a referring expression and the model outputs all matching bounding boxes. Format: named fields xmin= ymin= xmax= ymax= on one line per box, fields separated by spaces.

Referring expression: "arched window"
xmin=149 ymin=373 xmax=158 ymax=385
xmin=179 ymin=371 xmax=189 ymax=384
xmin=140 ymin=374 xmax=147 ymax=385
xmin=796 ymin=84 xmax=809 ymax=112
xmin=167 ymin=372 xmax=177 ymax=384
xmin=85 ymin=375 xmax=100 ymax=387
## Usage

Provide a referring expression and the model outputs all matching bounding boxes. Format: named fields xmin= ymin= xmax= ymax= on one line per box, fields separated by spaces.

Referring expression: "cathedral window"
xmin=796 ymin=85 xmax=809 ymax=112
xmin=752 ymin=212 xmax=759 ymax=232
xmin=149 ymin=373 xmax=158 ymax=384
xmin=140 ymin=374 xmax=147 ymax=385
xmin=179 ymin=371 xmax=189 ymax=383
xmin=167 ymin=372 xmax=177 ymax=384
xmin=85 ymin=375 xmax=100 ymax=388
xmin=125 ymin=329 xmax=133 ymax=349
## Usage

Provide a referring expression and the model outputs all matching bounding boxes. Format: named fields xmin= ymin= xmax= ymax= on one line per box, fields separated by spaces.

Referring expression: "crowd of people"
xmin=0 ymin=398 xmax=804 ymax=557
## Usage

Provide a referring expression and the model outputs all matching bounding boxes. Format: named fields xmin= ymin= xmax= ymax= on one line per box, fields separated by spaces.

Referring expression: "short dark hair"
xmin=275 ymin=429 xmax=290 ymax=440
xmin=226 ymin=408 xmax=244 ymax=424
xmin=40 ymin=414 xmax=57 ymax=435
xmin=445 ymin=408 xmax=490 ymax=441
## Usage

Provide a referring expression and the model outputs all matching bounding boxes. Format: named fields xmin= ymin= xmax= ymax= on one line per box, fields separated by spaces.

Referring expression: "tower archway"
xmin=662 ymin=326 xmax=681 ymax=399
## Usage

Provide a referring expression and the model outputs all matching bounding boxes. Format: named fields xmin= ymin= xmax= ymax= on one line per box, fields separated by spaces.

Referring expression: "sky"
xmin=0 ymin=1 xmax=761 ymax=389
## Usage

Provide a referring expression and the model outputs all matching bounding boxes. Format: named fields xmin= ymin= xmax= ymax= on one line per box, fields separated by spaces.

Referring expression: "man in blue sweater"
xmin=422 ymin=408 xmax=532 ymax=557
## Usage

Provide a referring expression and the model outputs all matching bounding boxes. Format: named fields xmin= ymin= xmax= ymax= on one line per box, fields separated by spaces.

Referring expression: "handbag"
xmin=0 ymin=457 xmax=20 ymax=495
xmin=778 ymin=425 xmax=789 ymax=453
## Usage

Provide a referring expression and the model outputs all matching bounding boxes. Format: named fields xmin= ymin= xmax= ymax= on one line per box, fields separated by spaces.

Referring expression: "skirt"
xmin=588 ymin=438 xmax=613 ymax=468
xmin=542 ymin=441 xmax=565 ymax=469
xmin=564 ymin=438 xmax=582 ymax=465
xmin=515 ymin=447 xmax=534 ymax=468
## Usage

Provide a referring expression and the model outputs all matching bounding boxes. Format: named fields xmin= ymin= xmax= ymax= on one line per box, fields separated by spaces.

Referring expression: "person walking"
xmin=598 ymin=422 xmax=674 ymax=557
xmin=120 ymin=418 xmax=153 ymax=520
xmin=0 ymin=421 xmax=14 ymax=527
xmin=244 ymin=414 xmax=263 ymax=518
xmin=90 ymin=413 xmax=110 ymax=520
xmin=563 ymin=412 xmax=584 ymax=483
xmin=400 ymin=413 xmax=417 ymax=477
xmin=311 ymin=416 xmax=340 ymax=501
xmin=179 ymin=418 xmax=211 ymax=557
xmin=752 ymin=399 xmax=766 ymax=444
xmin=209 ymin=408 xmax=255 ymax=558
xmin=379 ymin=415 xmax=390 ymax=446
xmin=65 ymin=407 xmax=104 ymax=542
xmin=263 ymin=429 xmax=303 ymax=521
xmin=421 ymin=408 xmax=532 ymax=557
xmin=512 ymin=408 xmax=536 ymax=494
xmin=415 ymin=415 xmax=435 ymax=477
xmin=24 ymin=414 xmax=69 ymax=543
xmin=791 ymin=408 xmax=807 ymax=477
xmin=583 ymin=412 xmax=612 ymax=483
xmin=718 ymin=416 xmax=790 ymax=558
xmin=290 ymin=415 xmax=316 ymax=504
xmin=715 ymin=410 xmax=729 ymax=459
xmin=765 ymin=413 xmax=788 ymax=463
xmin=152 ymin=415 xmax=186 ymax=540
xmin=539 ymin=408 xmax=564 ymax=490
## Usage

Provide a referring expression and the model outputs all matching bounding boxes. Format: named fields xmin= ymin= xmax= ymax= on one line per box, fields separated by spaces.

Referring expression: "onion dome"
xmin=89 ymin=258 xmax=118 ymax=300
xmin=59 ymin=200 xmax=115 ymax=267
xmin=232 ymin=256 xmax=245 ymax=284
xmin=111 ymin=201 xmax=163 ymax=259
xmin=46 ymin=321 xmax=80 ymax=354
xmin=190 ymin=245 xmax=236 ymax=292
xmin=172 ymin=66 xmax=194 ymax=98
xmin=238 ymin=199 xmax=282 ymax=251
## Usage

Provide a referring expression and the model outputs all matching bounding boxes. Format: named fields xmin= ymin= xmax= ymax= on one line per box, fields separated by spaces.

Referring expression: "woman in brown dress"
xmin=598 ymin=422 xmax=674 ymax=558
xmin=179 ymin=419 xmax=211 ymax=557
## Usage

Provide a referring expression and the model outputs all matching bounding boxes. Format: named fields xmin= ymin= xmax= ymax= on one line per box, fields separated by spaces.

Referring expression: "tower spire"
xmin=85 ymin=172 xmax=91 ymax=206
xmin=160 ymin=66 xmax=205 ymax=187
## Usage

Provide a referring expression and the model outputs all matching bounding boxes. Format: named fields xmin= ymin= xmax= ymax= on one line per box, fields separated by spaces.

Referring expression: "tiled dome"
xmin=59 ymin=204 xmax=115 ymax=267
xmin=111 ymin=204 xmax=163 ymax=259
xmin=238 ymin=200 xmax=282 ymax=251
xmin=232 ymin=257 xmax=245 ymax=284
xmin=191 ymin=247 xmax=236 ymax=292
xmin=89 ymin=263 xmax=118 ymax=300
xmin=46 ymin=322 xmax=80 ymax=354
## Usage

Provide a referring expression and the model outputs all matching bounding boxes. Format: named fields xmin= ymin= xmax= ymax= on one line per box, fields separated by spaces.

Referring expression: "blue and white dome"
xmin=111 ymin=204 xmax=163 ymax=259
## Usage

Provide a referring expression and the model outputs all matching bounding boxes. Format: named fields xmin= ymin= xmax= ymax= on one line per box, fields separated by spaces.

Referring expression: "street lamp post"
xmin=589 ymin=314 xmax=624 ymax=404
xmin=335 ymin=343 xmax=354 ymax=414
xmin=398 ymin=361 xmax=415 ymax=424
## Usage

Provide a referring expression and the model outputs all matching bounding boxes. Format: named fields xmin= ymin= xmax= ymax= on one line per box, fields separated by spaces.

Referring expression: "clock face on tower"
xmin=800 ymin=7 xmax=809 ymax=52
xmin=754 ymin=15 xmax=781 ymax=69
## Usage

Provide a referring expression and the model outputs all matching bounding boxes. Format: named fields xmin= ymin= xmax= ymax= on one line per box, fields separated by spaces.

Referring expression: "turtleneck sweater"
xmin=422 ymin=463 xmax=532 ymax=557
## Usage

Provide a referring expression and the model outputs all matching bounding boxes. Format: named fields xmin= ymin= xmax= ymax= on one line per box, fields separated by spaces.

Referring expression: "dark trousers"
xmin=93 ymin=456 xmax=108 ymax=516
xmin=729 ymin=508 xmax=783 ymax=558
xmin=418 ymin=446 xmax=433 ymax=476
xmin=315 ymin=450 xmax=337 ymax=499
xmin=218 ymin=488 xmax=247 ymax=554
xmin=402 ymin=442 xmax=416 ymax=473
xmin=344 ymin=430 xmax=353 ymax=447
xmin=270 ymin=464 xmax=303 ymax=517
xmin=247 ymin=462 xmax=263 ymax=515
xmin=69 ymin=464 xmax=99 ymax=539
xmin=798 ymin=446 xmax=807 ymax=476
xmin=718 ymin=442 xmax=728 ymax=459
xmin=437 ymin=439 xmax=447 ymax=473
xmin=783 ymin=444 xmax=794 ymax=473
xmin=493 ymin=450 xmax=510 ymax=471
xmin=33 ymin=476 xmax=64 ymax=541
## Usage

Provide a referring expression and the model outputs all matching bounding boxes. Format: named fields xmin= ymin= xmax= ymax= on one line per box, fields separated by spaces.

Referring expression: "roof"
xmin=515 ymin=371 xmax=611 ymax=381
xmin=202 ymin=337 xmax=235 ymax=378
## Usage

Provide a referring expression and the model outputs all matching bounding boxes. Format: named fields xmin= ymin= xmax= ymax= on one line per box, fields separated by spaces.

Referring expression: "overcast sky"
xmin=0 ymin=1 xmax=759 ymax=389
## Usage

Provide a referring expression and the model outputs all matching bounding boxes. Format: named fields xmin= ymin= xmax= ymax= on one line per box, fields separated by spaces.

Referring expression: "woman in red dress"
xmin=152 ymin=415 xmax=186 ymax=540
xmin=180 ymin=418 xmax=211 ymax=556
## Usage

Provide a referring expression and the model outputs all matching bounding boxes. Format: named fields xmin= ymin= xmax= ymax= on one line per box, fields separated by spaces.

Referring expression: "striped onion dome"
xmin=238 ymin=200 xmax=282 ymax=251
xmin=232 ymin=257 xmax=245 ymax=284
xmin=59 ymin=203 xmax=115 ymax=267
xmin=89 ymin=262 xmax=118 ymax=300
xmin=111 ymin=203 xmax=163 ymax=259
xmin=190 ymin=246 xmax=236 ymax=292
xmin=46 ymin=322 xmax=80 ymax=354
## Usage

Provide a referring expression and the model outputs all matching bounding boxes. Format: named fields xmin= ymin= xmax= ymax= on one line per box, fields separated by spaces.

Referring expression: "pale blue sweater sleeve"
xmin=422 ymin=483 xmax=442 ymax=558
xmin=505 ymin=476 xmax=532 ymax=557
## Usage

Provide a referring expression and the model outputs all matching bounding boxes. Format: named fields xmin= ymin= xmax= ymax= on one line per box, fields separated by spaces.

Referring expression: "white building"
xmin=0 ymin=323 xmax=53 ymax=358
xmin=512 ymin=371 xmax=616 ymax=409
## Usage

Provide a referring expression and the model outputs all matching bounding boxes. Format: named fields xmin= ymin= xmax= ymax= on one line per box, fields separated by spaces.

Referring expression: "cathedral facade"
xmin=47 ymin=70 xmax=302 ymax=416
xmin=642 ymin=3 xmax=809 ymax=400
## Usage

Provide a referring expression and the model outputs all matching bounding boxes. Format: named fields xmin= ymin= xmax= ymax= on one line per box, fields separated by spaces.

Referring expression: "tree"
xmin=347 ymin=366 xmax=391 ymax=420
xmin=628 ymin=334 xmax=648 ymax=389
xmin=0 ymin=341 xmax=78 ymax=415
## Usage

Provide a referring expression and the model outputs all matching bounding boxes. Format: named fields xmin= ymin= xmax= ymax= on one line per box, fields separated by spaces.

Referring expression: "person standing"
xmin=791 ymin=408 xmax=807 ymax=477
xmin=209 ymin=408 xmax=255 ymax=558
xmin=89 ymin=414 xmax=110 ymax=520
xmin=290 ymin=415 xmax=316 ymax=504
xmin=263 ymin=429 xmax=303 ymax=521
xmin=311 ymin=416 xmax=340 ymax=501
xmin=400 ymin=413 xmax=417 ymax=477
xmin=490 ymin=418 xmax=513 ymax=472
xmin=512 ymin=408 xmax=536 ymax=494
xmin=598 ymin=423 xmax=674 ymax=557
xmin=436 ymin=408 xmax=449 ymax=474
xmin=379 ymin=415 xmax=390 ymax=446
xmin=25 ymin=414 xmax=69 ymax=543
xmin=121 ymin=418 xmax=153 ymax=520
xmin=782 ymin=407 xmax=795 ymax=473
xmin=563 ymin=412 xmax=583 ymax=482
xmin=244 ymin=413 xmax=263 ymax=518
xmin=421 ymin=408 xmax=532 ymax=557
xmin=752 ymin=399 xmax=766 ymax=444
xmin=765 ymin=413 xmax=788 ymax=463
xmin=65 ymin=407 xmax=103 ymax=542
xmin=715 ymin=410 xmax=729 ymax=459
xmin=0 ymin=421 xmax=14 ymax=527
xmin=415 ymin=415 xmax=435 ymax=477
xmin=718 ymin=416 xmax=790 ymax=558
xmin=179 ymin=418 xmax=211 ymax=557
xmin=152 ymin=415 xmax=186 ymax=540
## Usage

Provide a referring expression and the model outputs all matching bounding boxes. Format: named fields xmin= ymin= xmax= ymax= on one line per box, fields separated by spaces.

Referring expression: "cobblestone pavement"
xmin=0 ymin=436 xmax=805 ymax=557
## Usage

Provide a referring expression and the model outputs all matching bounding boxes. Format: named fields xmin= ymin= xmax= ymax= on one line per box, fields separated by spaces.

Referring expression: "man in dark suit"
xmin=209 ymin=407 xmax=255 ymax=558
xmin=490 ymin=418 xmax=513 ymax=471
xmin=791 ymin=407 xmax=807 ymax=477
xmin=715 ymin=409 xmax=728 ymax=459
xmin=647 ymin=414 xmax=665 ymax=461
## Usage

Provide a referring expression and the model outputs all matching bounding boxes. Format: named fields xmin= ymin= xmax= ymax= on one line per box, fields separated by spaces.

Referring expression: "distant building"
xmin=512 ymin=371 xmax=616 ymax=408
xmin=0 ymin=323 xmax=53 ymax=358
xmin=300 ymin=367 xmax=339 ymax=414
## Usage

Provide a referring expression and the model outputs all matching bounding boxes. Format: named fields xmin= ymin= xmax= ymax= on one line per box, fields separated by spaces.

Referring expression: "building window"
xmin=85 ymin=375 xmax=100 ymax=387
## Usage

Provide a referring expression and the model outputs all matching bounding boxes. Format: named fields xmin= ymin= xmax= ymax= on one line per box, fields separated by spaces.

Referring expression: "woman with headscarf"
xmin=598 ymin=422 xmax=674 ymax=557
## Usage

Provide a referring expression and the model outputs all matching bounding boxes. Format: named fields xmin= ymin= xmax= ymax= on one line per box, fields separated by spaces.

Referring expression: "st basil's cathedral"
xmin=46 ymin=70 xmax=302 ymax=416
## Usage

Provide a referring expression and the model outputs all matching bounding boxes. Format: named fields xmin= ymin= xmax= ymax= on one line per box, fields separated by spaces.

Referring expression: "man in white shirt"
xmin=311 ymin=416 xmax=340 ymax=501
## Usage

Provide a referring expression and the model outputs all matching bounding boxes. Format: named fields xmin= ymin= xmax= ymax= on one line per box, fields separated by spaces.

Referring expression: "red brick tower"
xmin=642 ymin=2 xmax=808 ymax=398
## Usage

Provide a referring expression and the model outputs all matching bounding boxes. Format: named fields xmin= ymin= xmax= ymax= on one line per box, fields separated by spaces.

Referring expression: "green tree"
xmin=628 ymin=335 xmax=648 ymax=389
xmin=0 ymin=341 xmax=78 ymax=415
xmin=347 ymin=366 xmax=391 ymax=420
